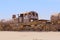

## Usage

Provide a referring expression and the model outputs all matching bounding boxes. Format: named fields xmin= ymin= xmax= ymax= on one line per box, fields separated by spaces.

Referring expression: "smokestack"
xmin=12 ymin=14 xmax=16 ymax=19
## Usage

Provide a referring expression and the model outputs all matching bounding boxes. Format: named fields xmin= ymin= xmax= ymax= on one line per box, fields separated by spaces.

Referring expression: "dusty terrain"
xmin=0 ymin=31 xmax=60 ymax=40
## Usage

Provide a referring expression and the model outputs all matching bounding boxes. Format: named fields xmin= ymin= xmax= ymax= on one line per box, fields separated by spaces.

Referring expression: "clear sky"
xmin=0 ymin=0 xmax=60 ymax=20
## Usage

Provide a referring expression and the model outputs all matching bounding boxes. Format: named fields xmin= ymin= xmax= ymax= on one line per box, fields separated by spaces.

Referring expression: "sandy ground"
xmin=0 ymin=31 xmax=60 ymax=40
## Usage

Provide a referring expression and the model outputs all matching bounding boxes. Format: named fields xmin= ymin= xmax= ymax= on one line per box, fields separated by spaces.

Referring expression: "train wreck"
xmin=0 ymin=11 xmax=60 ymax=31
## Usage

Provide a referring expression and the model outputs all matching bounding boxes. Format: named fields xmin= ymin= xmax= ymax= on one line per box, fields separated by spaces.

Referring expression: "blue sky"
xmin=0 ymin=0 xmax=60 ymax=20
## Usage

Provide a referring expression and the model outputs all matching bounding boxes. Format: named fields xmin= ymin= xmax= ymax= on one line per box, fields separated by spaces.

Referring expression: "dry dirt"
xmin=0 ymin=31 xmax=60 ymax=40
